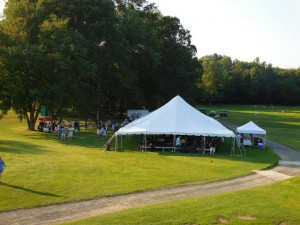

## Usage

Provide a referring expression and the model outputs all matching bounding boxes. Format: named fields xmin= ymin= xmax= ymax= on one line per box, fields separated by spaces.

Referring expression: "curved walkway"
xmin=1 ymin=123 xmax=300 ymax=225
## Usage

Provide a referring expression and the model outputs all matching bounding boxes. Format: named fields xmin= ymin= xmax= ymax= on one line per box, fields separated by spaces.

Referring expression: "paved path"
xmin=1 ymin=121 xmax=300 ymax=225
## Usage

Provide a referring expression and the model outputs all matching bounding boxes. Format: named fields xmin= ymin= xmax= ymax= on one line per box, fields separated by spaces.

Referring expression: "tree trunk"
xmin=25 ymin=108 xmax=40 ymax=131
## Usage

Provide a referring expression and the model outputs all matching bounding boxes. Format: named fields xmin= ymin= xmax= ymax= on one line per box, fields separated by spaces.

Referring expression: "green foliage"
xmin=0 ymin=0 xmax=202 ymax=123
xmin=0 ymin=0 xmax=95 ymax=130
xmin=198 ymin=54 xmax=300 ymax=105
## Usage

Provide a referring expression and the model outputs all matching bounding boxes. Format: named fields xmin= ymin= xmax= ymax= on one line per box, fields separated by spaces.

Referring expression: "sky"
xmin=1 ymin=0 xmax=299 ymax=69
xmin=149 ymin=0 xmax=300 ymax=69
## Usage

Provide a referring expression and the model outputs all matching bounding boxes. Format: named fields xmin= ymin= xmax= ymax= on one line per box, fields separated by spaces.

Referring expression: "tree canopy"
xmin=0 ymin=0 xmax=201 ymax=130
xmin=198 ymin=54 xmax=300 ymax=105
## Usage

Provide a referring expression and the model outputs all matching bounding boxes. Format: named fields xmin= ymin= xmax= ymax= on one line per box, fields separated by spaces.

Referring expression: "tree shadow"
xmin=0 ymin=182 xmax=67 ymax=198
xmin=0 ymin=140 xmax=52 ymax=154
xmin=28 ymin=130 xmax=106 ymax=149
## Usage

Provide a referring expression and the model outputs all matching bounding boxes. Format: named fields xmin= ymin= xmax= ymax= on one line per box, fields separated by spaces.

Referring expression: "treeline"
xmin=0 ymin=0 xmax=299 ymax=130
xmin=199 ymin=54 xmax=300 ymax=105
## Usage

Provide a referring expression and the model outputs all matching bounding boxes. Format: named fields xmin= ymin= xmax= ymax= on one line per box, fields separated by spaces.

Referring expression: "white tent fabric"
xmin=116 ymin=95 xmax=235 ymax=137
xmin=236 ymin=121 xmax=266 ymax=135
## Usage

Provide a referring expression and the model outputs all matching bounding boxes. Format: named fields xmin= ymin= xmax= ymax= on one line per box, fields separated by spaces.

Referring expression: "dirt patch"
xmin=237 ymin=214 xmax=257 ymax=220
xmin=217 ymin=216 xmax=229 ymax=224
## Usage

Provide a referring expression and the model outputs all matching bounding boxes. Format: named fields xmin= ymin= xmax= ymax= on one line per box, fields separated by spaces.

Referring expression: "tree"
xmin=0 ymin=0 xmax=94 ymax=130
xmin=199 ymin=54 xmax=231 ymax=105
xmin=136 ymin=14 xmax=201 ymax=108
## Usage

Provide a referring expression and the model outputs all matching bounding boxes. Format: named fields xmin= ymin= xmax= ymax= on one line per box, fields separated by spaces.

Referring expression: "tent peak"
xmin=116 ymin=95 xmax=235 ymax=137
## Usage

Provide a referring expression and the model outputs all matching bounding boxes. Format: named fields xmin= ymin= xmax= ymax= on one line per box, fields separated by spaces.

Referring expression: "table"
xmin=155 ymin=146 xmax=176 ymax=152
xmin=243 ymin=139 xmax=252 ymax=146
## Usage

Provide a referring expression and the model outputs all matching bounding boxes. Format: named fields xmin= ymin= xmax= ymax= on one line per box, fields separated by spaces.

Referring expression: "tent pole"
xmin=173 ymin=135 xmax=176 ymax=148
xmin=144 ymin=134 xmax=146 ymax=152
xmin=121 ymin=135 xmax=123 ymax=148
xmin=173 ymin=135 xmax=176 ymax=152
xmin=203 ymin=137 xmax=206 ymax=155
xmin=230 ymin=137 xmax=235 ymax=156
xmin=102 ymin=133 xmax=116 ymax=151
xmin=115 ymin=135 xmax=118 ymax=151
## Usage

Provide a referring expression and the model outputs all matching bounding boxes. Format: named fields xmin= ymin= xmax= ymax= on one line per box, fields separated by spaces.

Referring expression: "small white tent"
xmin=116 ymin=95 xmax=235 ymax=137
xmin=236 ymin=121 xmax=266 ymax=145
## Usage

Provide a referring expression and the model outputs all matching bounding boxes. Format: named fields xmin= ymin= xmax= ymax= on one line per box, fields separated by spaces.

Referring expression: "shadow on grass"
xmin=18 ymin=130 xmax=279 ymax=165
xmin=114 ymin=145 xmax=279 ymax=165
xmin=0 ymin=183 xmax=67 ymax=198
xmin=0 ymin=140 xmax=52 ymax=154
xmin=26 ymin=130 xmax=106 ymax=149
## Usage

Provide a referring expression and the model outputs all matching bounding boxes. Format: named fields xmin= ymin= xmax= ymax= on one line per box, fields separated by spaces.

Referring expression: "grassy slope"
xmin=0 ymin=111 xmax=279 ymax=211
xmin=62 ymin=176 xmax=300 ymax=225
xmin=59 ymin=104 xmax=300 ymax=225
xmin=203 ymin=104 xmax=300 ymax=151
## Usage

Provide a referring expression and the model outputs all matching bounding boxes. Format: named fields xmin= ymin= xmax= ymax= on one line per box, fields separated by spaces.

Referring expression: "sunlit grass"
xmin=197 ymin=104 xmax=300 ymax=151
xmin=0 ymin=111 xmax=279 ymax=211
xmin=62 ymin=176 xmax=300 ymax=225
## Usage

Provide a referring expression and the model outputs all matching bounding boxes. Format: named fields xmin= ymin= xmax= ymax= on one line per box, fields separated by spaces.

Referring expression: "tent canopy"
xmin=236 ymin=121 xmax=266 ymax=135
xmin=116 ymin=95 xmax=235 ymax=137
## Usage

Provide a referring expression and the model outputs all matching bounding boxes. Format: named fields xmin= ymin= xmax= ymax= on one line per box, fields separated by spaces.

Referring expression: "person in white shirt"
xmin=175 ymin=136 xmax=181 ymax=152
xmin=68 ymin=127 xmax=74 ymax=139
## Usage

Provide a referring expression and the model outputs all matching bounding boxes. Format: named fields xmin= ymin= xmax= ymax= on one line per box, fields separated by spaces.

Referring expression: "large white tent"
xmin=116 ymin=95 xmax=235 ymax=137
xmin=236 ymin=121 xmax=267 ymax=146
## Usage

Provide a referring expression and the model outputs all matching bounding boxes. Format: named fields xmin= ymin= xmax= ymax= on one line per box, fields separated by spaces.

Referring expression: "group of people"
xmin=37 ymin=114 xmax=143 ymax=142
xmin=140 ymin=135 xmax=220 ymax=154
xmin=175 ymin=136 xmax=217 ymax=154
xmin=96 ymin=125 xmax=108 ymax=140
xmin=57 ymin=120 xmax=80 ymax=140
xmin=38 ymin=119 xmax=82 ymax=140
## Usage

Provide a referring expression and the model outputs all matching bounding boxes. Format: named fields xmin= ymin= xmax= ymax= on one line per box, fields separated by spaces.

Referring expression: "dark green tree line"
xmin=199 ymin=54 xmax=300 ymax=105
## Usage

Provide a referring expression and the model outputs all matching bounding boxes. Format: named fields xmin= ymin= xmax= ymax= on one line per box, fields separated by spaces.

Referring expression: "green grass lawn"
xmin=200 ymin=104 xmax=300 ymax=152
xmin=0 ymin=111 xmax=279 ymax=211
xmin=62 ymin=175 xmax=300 ymax=225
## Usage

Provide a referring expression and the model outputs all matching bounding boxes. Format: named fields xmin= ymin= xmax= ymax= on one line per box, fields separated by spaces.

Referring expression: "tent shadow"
xmin=153 ymin=147 xmax=280 ymax=165
xmin=0 ymin=182 xmax=67 ymax=198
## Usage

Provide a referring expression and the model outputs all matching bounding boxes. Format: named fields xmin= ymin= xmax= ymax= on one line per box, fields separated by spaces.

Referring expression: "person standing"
xmin=68 ymin=127 xmax=74 ymax=139
xmin=74 ymin=120 xmax=79 ymax=133
xmin=175 ymin=136 xmax=181 ymax=152
xmin=102 ymin=126 xmax=108 ymax=140
xmin=0 ymin=156 xmax=6 ymax=182
xmin=61 ymin=126 xmax=66 ymax=140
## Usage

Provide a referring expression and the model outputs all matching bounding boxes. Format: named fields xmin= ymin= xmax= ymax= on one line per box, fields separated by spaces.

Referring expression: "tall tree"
xmin=199 ymin=54 xmax=230 ymax=105
xmin=0 ymin=0 xmax=94 ymax=130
